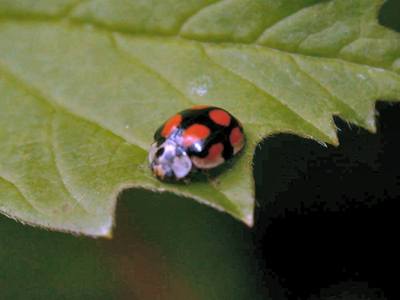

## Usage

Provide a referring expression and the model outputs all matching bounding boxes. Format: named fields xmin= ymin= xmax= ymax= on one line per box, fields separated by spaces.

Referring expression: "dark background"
xmin=253 ymin=101 xmax=400 ymax=300
xmin=1 ymin=1 xmax=399 ymax=299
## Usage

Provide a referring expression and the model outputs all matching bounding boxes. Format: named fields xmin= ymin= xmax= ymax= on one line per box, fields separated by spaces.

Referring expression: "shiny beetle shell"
xmin=149 ymin=105 xmax=245 ymax=181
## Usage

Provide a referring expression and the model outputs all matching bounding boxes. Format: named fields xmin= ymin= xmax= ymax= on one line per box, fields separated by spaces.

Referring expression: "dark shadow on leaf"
xmin=252 ymin=101 xmax=400 ymax=299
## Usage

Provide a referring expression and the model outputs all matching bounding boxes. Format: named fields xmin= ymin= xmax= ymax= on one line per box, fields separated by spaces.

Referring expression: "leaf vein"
xmin=49 ymin=113 xmax=91 ymax=214
xmin=58 ymin=0 xmax=91 ymax=18
xmin=178 ymin=0 xmax=225 ymax=34
xmin=110 ymin=33 xmax=193 ymax=107
xmin=0 ymin=60 xmax=148 ymax=154
xmin=0 ymin=18 xmax=397 ymax=74
xmin=254 ymin=1 xmax=324 ymax=43
xmin=0 ymin=174 xmax=44 ymax=215
xmin=200 ymin=45 xmax=332 ymax=141
xmin=288 ymin=54 xmax=365 ymax=123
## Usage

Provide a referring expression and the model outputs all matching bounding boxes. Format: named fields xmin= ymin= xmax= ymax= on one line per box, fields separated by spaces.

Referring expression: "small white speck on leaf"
xmin=83 ymin=24 xmax=95 ymax=31
xmin=376 ymin=68 xmax=385 ymax=72
xmin=357 ymin=73 xmax=366 ymax=80
xmin=189 ymin=75 xmax=213 ymax=96
xmin=323 ymin=65 xmax=331 ymax=71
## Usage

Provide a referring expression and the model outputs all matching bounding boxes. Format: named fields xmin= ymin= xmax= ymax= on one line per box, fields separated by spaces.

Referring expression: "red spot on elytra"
xmin=207 ymin=143 xmax=224 ymax=161
xmin=191 ymin=143 xmax=225 ymax=169
xmin=230 ymin=127 xmax=243 ymax=146
xmin=161 ymin=114 xmax=182 ymax=137
xmin=209 ymin=109 xmax=231 ymax=127
xmin=183 ymin=124 xmax=210 ymax=146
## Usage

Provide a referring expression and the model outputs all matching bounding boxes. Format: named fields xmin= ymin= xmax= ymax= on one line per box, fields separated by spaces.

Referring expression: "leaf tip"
xmin=243 ymin=213 xmax=254 ymax=227
xmin=366 ymin=115 xmax=377 ymax=134
xmin=92 ymin=219 xmax=114 ymax=239
xmin=102 ymin=231 xmax=114 ymax=239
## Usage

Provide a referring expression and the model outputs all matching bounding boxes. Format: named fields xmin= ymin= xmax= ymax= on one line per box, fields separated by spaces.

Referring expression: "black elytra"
xmin=154 ymin=106 xmax=244 ymax=161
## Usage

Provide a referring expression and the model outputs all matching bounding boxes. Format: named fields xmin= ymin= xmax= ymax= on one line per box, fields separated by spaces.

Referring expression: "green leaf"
xmin=0 ymin=0 xmax=399 ymax=237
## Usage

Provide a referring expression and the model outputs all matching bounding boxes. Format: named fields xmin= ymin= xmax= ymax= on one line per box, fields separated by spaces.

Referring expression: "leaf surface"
xmin=0 ymin=0 xmax=399 ymax=236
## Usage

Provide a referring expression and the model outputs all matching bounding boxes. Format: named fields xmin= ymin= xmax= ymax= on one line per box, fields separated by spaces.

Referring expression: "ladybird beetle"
xmin=149 ymin=105 xmax=245 ymax=181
